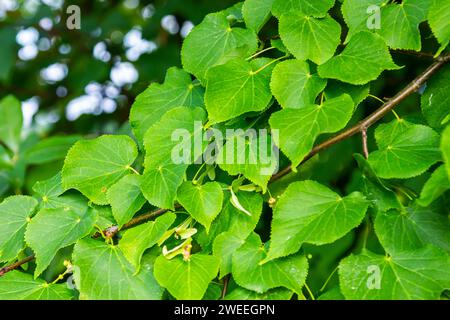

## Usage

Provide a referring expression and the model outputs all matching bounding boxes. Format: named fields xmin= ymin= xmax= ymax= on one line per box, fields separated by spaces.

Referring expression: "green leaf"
xmin=141 ymin=107 xmax=207 ymax=209
xmin=279 ymin=14 xmax=341 ymax=65
xmin=25 ymin=205 xmax=97 ymax=277
xmin=217 ymin=131 xmax=278 ymax=192
xmin=0 ymin=95 xmax=22 ymax=153
xmin=153 ymin=254 xmax=219 ymax=300
xmin=243 ymin=0 xmax=275 ymax=32
xmin=318 ymin=31 xmax=400 ymax=85
xmin=199 ymin=191 xmax=263 ymax=251
xmin=442 ymin=125 xmax=450 ymax=179
xmin=324 ymin=81 xmax=370 ymax=108
xmin=339 ymin=246 xmax=450 ymax=299
xmin=212 ymin=231 xmax=246 ymax=278
xmin=265 ymin=180 xmax=369 ymax=262
xmin=0 ymin=271 xmax=73 ymax=300
xmin=375 ymin=206 xmax=450 ymax=254
xmin=32 ymin=172 xmax=64 ymax=207
xmin=24 ymin=135 xmax=81 ymax=165
xmin=181 ymin=12 xmax=258 ymax=83
xmin=119 ymin=212 xmax=176 ymax=271
xmin=368 ymin=120 xmax=441 ymax=179
xmin=205 ymin=58 xmax=274 ymax=124
xmin=417 ymin=165 xmax=450 ymax=206
xmin=73 ymin=238 xmax=163 ymax=299
xmin=354 ymin=154 xmax=402 ymax=213
xmin=225 ymin=287 xmax=294 ymax=300
xmin=377 ymin=0 xmax=430 ymax=51
xmin=272 ymin=0 xmax=335 ymax=18
xmin=421 ymin=64 xmax=450 ymax=128
xmin=232 ymin=233 xmax=308 ymax=295
xmin=269 ymin=94 xmax=354 ymax=168
xmin=129 ymin=67 xmax=204 ymax=143
xmin=177 ymin=182 xmax=223 ymax=232
xmin=62 ymin=135 xmax=138 ymax=205
xmin=271 ymin=59 xmax=327 ymax=109
xmin=428 ymin=0 xmax=450 ymax=54
xmin=341 ymin=0 xmax=386 ymax=42
xmin=0 ymin=196 xmax=38 ymax=262
xmin=107 ymin=174 xmax=146 ymax=228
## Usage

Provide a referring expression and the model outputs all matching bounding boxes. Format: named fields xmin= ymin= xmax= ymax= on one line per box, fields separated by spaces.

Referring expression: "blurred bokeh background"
xmin=0 ymin=0 xmax=242 ymax=136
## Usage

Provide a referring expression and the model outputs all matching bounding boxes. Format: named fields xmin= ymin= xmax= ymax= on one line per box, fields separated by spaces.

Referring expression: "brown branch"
xmin=271 ymin=54 xmax=450 ymax=182
xmin=1 ymin=54 xmax=449 ymax=278
xmin=393 ymin=50 xmax=436 ymax=59
xmin=0 ymin=255 xmax=35 ymax=276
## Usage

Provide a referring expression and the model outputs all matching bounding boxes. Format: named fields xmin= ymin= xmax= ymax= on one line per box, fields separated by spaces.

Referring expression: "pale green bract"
xmin=153 ymin=254 xmax=220 ymax=300
xmin=181 ymin=11 xmax=258 ymax=83
xmin=318 ymin=31 xmax=400 ymax=85
xmin=199 ymin=191 xmax=263 ymax=251
xmin=339 ymin=246 xmax=450 ymax=299
xmin=129 ymin=67 xmax=204 ymax=144
xmin=0 ymin=271 xmax=73 ymax=300
xmin=177 ymin=181 xmax=223 ymax=232
xmin=205 ymin=58 xmax=274 ymax=124
xmin=25 ymin=205 xmax=97 ymax=277
xmin=232 ymin=233 xmax=308 ymax=295
xmin=269 ymin=94 xmax=354 ymax=168
xmin=279 ymin=14 xmax=341 ymax=65
xmin=368 ymin=120 xmax=441 ymax=179
xmin=271 ymin=59 xmax=327 ymax=109
xmin=107 ymin=174 xmax=146 ymax=228
xmin=141 ymin=107 xmax=207 ymax=209
xmin=62 ymin=135 xmax=138 ymax=205
xmin=73 ymin=238 xmax=163 ymax=300
xmin=0 ymin=196 xmax=38 ymax=262
xmin=265 ymin=180 xmax=369 ymax=262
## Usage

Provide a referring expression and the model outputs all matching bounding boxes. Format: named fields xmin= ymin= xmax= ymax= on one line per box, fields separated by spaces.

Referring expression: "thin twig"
xmin=0 ymin=255 xmax=35 ymax=276
xmin=394 ymin=50 xmax=435 ymax=59
xmin=270 ymin=54 xmax=450 ymax=182
xmin=1 ymin=54 xmax=449 ymax=278
xmin=361 ymin=126 xmax=369 ymax=159
xmin=221 ymin=274 xmax=230 ymax=299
